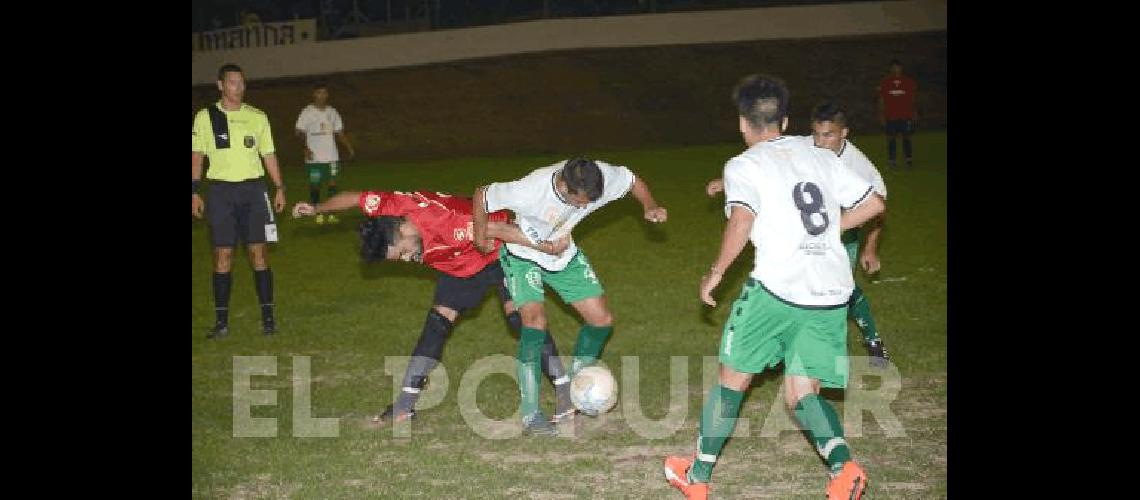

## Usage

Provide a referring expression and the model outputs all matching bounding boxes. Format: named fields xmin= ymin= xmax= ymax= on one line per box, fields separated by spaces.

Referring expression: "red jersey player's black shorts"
xmin=432 ymin=261 xmax=512 ymax=312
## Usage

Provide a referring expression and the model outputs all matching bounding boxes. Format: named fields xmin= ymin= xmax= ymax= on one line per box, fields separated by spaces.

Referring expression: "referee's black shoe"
xmin=262 ymin=317 xmax=277 ymax=336
xmin=207 ymin=322 xmax=230 ymax=339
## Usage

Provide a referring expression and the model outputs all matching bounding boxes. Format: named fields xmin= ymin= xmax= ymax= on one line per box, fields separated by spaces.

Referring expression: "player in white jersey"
xmin=703 ymin=102 xmax=892 ymax=366
xmin=295 ymin=84 xmax=355 ymax=224
xmin=808 ymin=101 xmax=891 ymax=366
xmin=664 ymin=74 xmax=884 ymax=500
xmin=472 ymin=158 xmax=668 ymax=435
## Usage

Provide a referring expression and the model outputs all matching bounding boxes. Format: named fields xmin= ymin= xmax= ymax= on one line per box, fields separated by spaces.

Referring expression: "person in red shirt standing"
xmin=878 ymin=59 xmax=918 ymax=169
xmin=292 ymin=190 xmax=576 ymax=425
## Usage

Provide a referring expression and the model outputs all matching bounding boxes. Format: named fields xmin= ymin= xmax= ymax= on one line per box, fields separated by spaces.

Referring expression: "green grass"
xmin=192 ymin=132 xmax=946 ymax=498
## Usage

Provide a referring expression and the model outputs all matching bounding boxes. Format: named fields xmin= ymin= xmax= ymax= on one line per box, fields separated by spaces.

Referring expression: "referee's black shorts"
xmin=205 ymin=178 xmax=276 ymax=247
xmin=432 ymin=261 xmax=512 ymax=313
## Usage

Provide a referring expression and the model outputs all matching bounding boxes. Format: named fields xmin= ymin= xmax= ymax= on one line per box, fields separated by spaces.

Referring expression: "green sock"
xmin=517 ymin=327 xmax=546 ymax=417
xmin=688 ymin=384 xmax=745 ymax=484
xmin=794 ymin=393 xmax=851 ymax=474
xmin=848 ymin=285 xmax=880 ymax=343
xmin=571 ymin=324 xmax=612 ymax=374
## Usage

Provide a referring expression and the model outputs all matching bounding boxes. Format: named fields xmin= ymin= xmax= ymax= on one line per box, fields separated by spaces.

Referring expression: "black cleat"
xmin=867 ymin=339 xmax=891 ymax=368
xmin=207 ymin=323 xmax=229 ymax=339
xmin=371 ymin=404 xmax=415 ymax=425
xmin=262 ymin=318 xmax=276 ymax=336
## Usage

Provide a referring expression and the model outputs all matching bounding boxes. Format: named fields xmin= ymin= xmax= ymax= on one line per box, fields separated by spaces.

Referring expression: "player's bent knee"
xmin=432 ymin=305 xmax=460 ymax=323
xmin=519 ymin=304 xmax=547 ymax=330
xmin=412 ymin=309 xmax=456 ymax=361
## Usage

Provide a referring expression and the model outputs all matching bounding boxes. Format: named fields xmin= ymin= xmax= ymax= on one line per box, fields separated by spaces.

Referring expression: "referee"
xmin=192 ymin=63 xmax=286 ymax=339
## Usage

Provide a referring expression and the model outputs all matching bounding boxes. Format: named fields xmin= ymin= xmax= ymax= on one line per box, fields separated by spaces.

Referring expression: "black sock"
xmin=328 ymin=183 xmax=338 ymax=197
xmin=903 ymin=137 xmax=913 ymax=163
xmin=887 ymin=137 xmax=897 ymax=163
xmin=309 ymin=186 xmax=320 ymax=204
xmin=254 ymin=269 xmax=274 ymax=321
xmin=213 ymin=272 xmax=232 ymax=325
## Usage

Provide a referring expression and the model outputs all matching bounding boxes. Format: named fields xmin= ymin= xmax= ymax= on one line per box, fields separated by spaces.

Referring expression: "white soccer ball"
xmin=570 ymin=366 xmax=618 ymax=414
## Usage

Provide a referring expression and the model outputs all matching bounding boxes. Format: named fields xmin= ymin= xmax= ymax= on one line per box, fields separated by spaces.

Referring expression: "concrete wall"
xmin=192 ymin=0 xmax=946 ymax=85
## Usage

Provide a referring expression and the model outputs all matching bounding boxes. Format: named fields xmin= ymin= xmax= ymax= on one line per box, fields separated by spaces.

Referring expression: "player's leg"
xmin=783 ymin=303 xmax=866 ymax=498
xmin=902 ymin=120 xmax=915 ymax=168
xmin=499 ymin=247 xmax=557 ymax=435
xmin=494 ymin=264 xmax=573 ymax=421
xmin=842 ymin=231 xmax=887 ymax=365
xmin=666 ymin=278 xmax=782 ymax=498
xmin=244 ymin=183 xmax=278 ymax=335
xmin=306 ymin=163 xmax=325 ymax=223
xmin=378 ymin=303 xmax=459 ymax=424
xmin=546 ymin=250 xmax=610 ymax=377
xmin=205 ymin=182 xmax=237 ymax=338
xmin=885 ymin=121 xmax=900 ymax=169
xmin=325 ymin=162 xmax=340 ymax=223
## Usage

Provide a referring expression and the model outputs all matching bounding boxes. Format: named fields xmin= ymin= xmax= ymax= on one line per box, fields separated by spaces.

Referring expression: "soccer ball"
xmin=570 ymin=366 xmax=618 ymax=415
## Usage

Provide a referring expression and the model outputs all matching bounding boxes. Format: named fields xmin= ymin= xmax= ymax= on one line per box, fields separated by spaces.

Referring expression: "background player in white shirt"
xmin=472 ymin=158 xmax=667 ymax=435
xmin=808 ymin=101 xmax=891 ymax=366
xmin=664 ymin=74 xmax=884 ymax=500
xmin=295 ymin=84 xmax=355 ymax=224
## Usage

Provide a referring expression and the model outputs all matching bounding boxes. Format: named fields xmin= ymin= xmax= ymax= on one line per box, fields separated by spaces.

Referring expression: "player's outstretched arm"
xmin=472 ymin=186 xmax=495 ymax=254
xmin=840 ymin=193 xmax=885 ymax=232
xmin=485 ymin=222 xmax=567 ymax=255
xmin=700 ymin=205 xmax=754 ymax=307
xmin=629 ymin=176 xmax=667 ymax=223
xmin=293 ymin=191 xmax=362 ymax=218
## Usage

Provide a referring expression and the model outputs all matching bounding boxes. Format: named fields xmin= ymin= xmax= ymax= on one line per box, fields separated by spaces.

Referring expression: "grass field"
xmin=192 ymin=132 xmax=946 ymax=498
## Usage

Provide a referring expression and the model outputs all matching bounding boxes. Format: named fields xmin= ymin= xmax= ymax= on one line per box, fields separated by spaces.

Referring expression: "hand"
xmin=293 ymin=202 xmax=315 ymax=218
xmin=347 ymin=149 xmax=356 ymax=161
xmin=304 ymin=148 xmax=313 ymax=162
xmin=192 ymin=194 xmax=204 ymax=219
xmin=700 ymin=269 xmax=723 ymax=307
xmin=706 ymin=179 xmax=724 ymax=197
xmin=273 ymin=190 xmax=286 ymax=213
xmin=537 ymin=235 xmax=571 ymax=255
xmin=644 ymin=207 xmax=668 ymax=223
xmin=860 ymin=252 xmax=881 ymax=275
xmin=474 ymin=239 xmax=496 ymax=254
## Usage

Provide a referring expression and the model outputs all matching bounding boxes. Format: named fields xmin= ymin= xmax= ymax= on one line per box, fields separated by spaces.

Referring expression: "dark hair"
xmin=358 ymin=216 xmax=404 ymax=262
xmin=562 ymin=158 xmax=604 ymax=201
xmin=811 ymin=101 xmax=848 ymax=128
xmin=732 ymin=74 xmax=790 ymax=130
xmin=889 ymin=59 xmax=903 ymax=67
xmin=217 ymin=63 xmax=243 ymax=82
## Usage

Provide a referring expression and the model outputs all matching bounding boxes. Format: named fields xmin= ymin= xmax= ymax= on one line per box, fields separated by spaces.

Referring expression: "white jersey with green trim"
xmin=798 ymin=136 xmax=887 ymax=199
xmin=295 ymin=104 xmax=344 ymax=163
xmin=484 ymin=160 xmax=635 ymax=271
xmin=723 ymin=136 xmax=873 ymax=307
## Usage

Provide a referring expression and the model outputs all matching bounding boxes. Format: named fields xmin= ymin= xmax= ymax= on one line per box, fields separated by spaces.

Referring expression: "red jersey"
xmin=878 ymin=74 xmax=917 ymax=120
xmin=358 ymin=190 xmax=510 ymax=278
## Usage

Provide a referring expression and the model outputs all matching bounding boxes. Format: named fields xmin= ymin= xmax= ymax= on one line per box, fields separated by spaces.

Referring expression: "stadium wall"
xmin=192 ymin=1 xmax=946 ymax=163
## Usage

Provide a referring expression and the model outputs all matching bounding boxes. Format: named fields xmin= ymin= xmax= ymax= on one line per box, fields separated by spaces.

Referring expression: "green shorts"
xmin=306 ymin=162 xmax=339 ymax=184
xmin=841 ymin=228 xmax=860 ymax=269
xmin=498 ymin=246 xmax=605 ymax=307
xmin=719 ymin=279 xmax=850 ymax=389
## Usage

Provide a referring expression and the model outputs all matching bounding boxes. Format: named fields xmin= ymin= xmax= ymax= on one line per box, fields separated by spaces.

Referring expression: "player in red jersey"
xmin=292 ymin=190 xmax=576 ymax=424
xmin=878 ymin=59 xmax=919 ymax=169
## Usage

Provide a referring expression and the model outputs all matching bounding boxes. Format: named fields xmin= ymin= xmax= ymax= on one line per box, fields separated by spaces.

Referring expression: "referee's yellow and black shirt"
xmin=192 ymin=102 xmax=276 ymax=182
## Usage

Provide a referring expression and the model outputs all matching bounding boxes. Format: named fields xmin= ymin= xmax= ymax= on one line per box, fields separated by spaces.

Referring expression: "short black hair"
xmin=217 ymin=63 xmax=243 ymax=82
xmin=889 ymin=59 xmax=903 ymax=67
xmin=562 ymin=158 xmax=604 ymax=201
xmin=358 ymin=216 xmax=404 ymax=262
xmin=732 ymin=74 xmax=790 ymax=130
xmin=811 ymin=101 xmax=848 ymax=128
